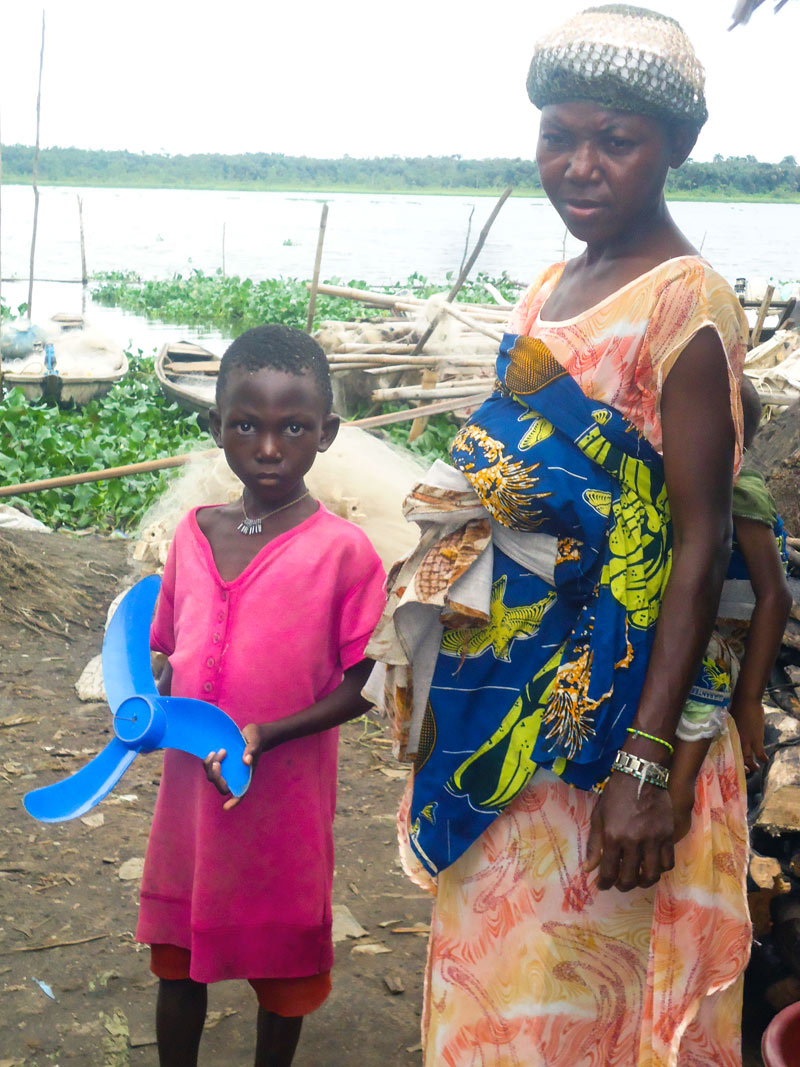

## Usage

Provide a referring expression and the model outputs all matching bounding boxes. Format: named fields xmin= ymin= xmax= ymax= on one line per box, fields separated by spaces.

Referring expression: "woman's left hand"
xmin=584 ymin=771 xmax=675 ymax=891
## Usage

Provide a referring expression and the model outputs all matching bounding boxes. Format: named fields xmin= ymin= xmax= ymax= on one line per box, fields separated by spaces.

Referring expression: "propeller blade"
xmin=103 ymin=575 xmax=161 ymax=713
xmin=23 ymin=738 xmax=138 ymax=823
xmin=159 ymin=697 xmax=252 ymax=797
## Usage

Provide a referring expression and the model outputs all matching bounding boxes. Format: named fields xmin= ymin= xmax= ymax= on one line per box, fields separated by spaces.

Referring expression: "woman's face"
xmin=536 ymin=101 xmax=688 ymax=247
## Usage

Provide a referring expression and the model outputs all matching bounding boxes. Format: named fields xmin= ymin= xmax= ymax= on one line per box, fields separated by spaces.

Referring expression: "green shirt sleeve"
xmin=732 ymin=467 xmax=777 ymax=527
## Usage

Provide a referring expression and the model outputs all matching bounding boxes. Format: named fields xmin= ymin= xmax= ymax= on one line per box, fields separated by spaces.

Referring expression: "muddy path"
xmin=0 ymin=529 xmax=429 ymax=1066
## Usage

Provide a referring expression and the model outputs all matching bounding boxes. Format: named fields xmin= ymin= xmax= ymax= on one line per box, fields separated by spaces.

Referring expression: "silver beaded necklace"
xmin=236 ymin=490 xmax=310 ymax=536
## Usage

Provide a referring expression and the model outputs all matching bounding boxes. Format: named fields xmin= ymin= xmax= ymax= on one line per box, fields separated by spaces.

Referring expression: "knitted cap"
xmin=527 ymin=5 xmax=708 ymax=128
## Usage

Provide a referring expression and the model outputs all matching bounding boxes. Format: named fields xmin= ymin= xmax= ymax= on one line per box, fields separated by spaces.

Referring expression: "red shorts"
xmin=149 ymin=944 xmax=331 ymax=1017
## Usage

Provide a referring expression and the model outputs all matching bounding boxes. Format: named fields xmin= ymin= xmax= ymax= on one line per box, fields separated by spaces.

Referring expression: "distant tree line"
xmin=1 ymin=145 xmax=798 ymax=199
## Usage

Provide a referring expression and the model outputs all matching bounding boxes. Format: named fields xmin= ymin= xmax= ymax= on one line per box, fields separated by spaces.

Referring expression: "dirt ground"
xmin=0 ymin=529 xmax=430 ymax=1067
xmin=0 ymin=528 xmax=772 ymax=1067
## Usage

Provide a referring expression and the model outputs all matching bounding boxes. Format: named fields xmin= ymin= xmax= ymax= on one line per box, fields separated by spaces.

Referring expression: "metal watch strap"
xmin=611 ymin=749 xmax=670 ymax=790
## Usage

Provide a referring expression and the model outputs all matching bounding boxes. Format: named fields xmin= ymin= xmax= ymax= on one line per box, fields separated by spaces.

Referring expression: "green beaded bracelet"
xmin=626 ymin=727 xmax=674 ymax=756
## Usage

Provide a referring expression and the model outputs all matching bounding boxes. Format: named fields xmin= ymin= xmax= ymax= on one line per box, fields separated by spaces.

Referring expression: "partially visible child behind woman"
xmin=670 ymin=375 xmax=791 ymax=838
xmin=136 ymin=325 xmax=386 ymax=1067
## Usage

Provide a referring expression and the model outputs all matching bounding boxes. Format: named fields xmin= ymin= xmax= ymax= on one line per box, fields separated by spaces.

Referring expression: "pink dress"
xmin=136 ymin=504 xmax=386 ymax=984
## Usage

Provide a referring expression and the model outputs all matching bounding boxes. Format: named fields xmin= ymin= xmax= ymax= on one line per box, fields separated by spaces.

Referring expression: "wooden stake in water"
xmin=222 ymin=222 xmax=226 ymax=277
xmin=306 ymin=202 xmax=329 ymax=333
xmin=408 ymin=184 xmax=512 ymax=441
xmin=77 ymin=195 xmax=87 ymax=284
xmin=27 ymin=11 xmax=46 ymax=322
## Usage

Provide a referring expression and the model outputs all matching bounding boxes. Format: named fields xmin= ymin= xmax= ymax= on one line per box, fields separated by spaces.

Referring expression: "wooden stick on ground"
xmin=306 ymin=201 xmax=329 ymax=333
xmin=1 ymin=932 xmax=109 ymax=955
xmin=27 ymin=11 xmax=46 ymax=321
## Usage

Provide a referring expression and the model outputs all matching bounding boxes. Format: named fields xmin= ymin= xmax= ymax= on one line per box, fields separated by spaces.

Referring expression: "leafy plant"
xmin=0 ymin=352 xmax=207 ymax=532
xmin=90 ymin=270 xmax=522 ymax=334
xmin=3 ymin=270 xmax=510 ymax=532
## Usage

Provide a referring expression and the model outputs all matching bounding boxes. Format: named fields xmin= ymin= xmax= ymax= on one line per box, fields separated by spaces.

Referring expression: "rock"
xmin=331 ymin=904 xmax=368 ymax=942
xmin=117 ymin=857 xmax=144 ymax=881
xmin=351 ymin=942 xmax=391 ymax=955
xmin=80 ymin=813 xmax=105 ymax=829
xmin=75 ymin=655 xmax=105 ymax=702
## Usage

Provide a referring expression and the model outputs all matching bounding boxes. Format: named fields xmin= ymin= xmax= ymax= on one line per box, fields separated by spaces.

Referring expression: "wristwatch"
xmin=611 ymin=750 xmax=670 ymax=790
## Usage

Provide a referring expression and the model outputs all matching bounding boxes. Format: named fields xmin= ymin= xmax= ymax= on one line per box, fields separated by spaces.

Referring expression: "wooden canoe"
xmin=1 ymin=323 xmax=128 ymax=406
xmin=155 ymin=341 xmax=220 ymax=422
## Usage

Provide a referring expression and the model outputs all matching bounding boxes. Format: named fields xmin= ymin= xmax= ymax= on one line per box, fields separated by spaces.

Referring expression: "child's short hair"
xmin=216 ymin=324 xmax=333 ymax=413
xmin=741 ymin=376 xmax=762 ymax=451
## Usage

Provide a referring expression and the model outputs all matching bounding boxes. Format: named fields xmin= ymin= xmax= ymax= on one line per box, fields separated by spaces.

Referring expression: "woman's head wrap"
xmin=527 ymin=5 xmax=708 ymax=129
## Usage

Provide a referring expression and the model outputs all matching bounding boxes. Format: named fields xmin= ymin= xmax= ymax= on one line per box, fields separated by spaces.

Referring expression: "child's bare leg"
xmin=156 ymin=977 xmax=207 ymax=1067
xmin=255 ymin=1009 xmax=303 ymax=1067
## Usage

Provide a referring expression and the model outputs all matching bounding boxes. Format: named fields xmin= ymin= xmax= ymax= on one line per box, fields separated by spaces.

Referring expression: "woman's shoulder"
xmin=648 ymin=257 xmax=744 ymax=317
xmin=509 ymin=262 xmax=566 ymax=334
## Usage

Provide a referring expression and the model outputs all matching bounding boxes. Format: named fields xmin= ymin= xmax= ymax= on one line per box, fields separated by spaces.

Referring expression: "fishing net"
xmin=133 ymin=426 xmax=427 ymax=575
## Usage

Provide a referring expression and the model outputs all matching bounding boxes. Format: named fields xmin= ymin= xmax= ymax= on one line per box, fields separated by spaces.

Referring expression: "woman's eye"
xmin=540 ymin=132 xmax=566 ymax=148
xmin=606 ymin=137 xmax=634 ymax=151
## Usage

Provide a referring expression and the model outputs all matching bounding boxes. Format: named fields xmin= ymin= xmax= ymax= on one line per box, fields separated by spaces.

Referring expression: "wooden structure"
xmin=155 ymin=340 xmax=219 ymax=422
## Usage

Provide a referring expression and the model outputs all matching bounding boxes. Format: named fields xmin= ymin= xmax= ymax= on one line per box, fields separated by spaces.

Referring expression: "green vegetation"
xmin=90 ymin=269 xmax=522 ymax=334
xmin=2 ymin=271 xmax=492 ymax=532
xmin=0 ymin=353 xmax=207 ymax=531
xmin=2 ymin=145 xmax=800 ymax=201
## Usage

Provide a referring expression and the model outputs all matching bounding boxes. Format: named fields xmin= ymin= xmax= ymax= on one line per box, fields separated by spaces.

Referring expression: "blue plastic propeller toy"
xmin=24 ymin=575 xmax=251 ymax=823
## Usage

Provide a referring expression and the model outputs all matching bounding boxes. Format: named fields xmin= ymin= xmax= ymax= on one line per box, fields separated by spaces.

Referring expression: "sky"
xmin=1 ymin=0 xmax=798 ymax=164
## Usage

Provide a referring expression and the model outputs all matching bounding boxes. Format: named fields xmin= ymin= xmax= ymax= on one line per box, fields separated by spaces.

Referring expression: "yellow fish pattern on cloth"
xmin=508 ymin=255 xmax=747 ymax=472
xmin=399 ymin=721 xmax=750 ymax=1067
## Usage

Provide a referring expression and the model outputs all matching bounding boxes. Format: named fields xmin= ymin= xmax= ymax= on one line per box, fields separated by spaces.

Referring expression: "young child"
xmin=669 ymin=375 xmax=791 ymax=839
xmin=135 ymin=325 xmax=386 ymax=1067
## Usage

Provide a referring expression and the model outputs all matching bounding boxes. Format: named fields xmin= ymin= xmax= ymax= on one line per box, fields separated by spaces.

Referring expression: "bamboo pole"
xmin=221 ymin=222 xmax=226 ymax=277
xmin=751 ymin=284 xmax=775 ymax=349
xmin=306 ymin=202 xmax=329 ymax=333
xmin=326 ymin=353 xmax=494 ymax=366
xmin=0 ymin=395 xmax=488 ymax=498
xmin=27 ymin=11 xmax=46 ymax=321
xmin=408 ymin=185 xmax=511 ymax=442
xmin=353 ymin=393 xmax=487 ymax=429
xmin=409 ymin=185 xmax=513 ymax=359
xmin=0 ymin=452 xmax=210 ymax=496
xmin=458 ymin=205 xmax=475 ymax=276
xmin=438 ymin=301 xmax=504 ymax=342
xmin=372 ymin=381 xmax=491 ymax=402
xmin=77 ymin=195 xmax=87 ymax=284
xmin=310 ymin=282 xmax=510 ymax=320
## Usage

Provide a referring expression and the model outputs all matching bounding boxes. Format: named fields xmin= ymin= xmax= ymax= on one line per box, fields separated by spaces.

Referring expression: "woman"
xmin=366 ymin=6 xmax=751 ymax=1065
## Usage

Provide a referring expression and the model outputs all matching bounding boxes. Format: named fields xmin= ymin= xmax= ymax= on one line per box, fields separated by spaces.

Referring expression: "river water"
xmin=1 ymin=184 xmax=799 ymax=355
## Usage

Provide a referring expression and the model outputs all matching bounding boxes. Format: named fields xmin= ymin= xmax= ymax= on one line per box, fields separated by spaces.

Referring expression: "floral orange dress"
xmin=373 ymin=257 xmax=751 ymax=1067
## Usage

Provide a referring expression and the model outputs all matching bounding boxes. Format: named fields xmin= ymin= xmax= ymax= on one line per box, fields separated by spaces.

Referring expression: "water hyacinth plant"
xmin=2 ymin=271 xmax=519 ymax=531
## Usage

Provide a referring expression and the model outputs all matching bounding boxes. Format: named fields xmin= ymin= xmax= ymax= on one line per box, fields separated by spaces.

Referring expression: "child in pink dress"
xmin=135 ymin=325 xmax=386 ymax=1067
